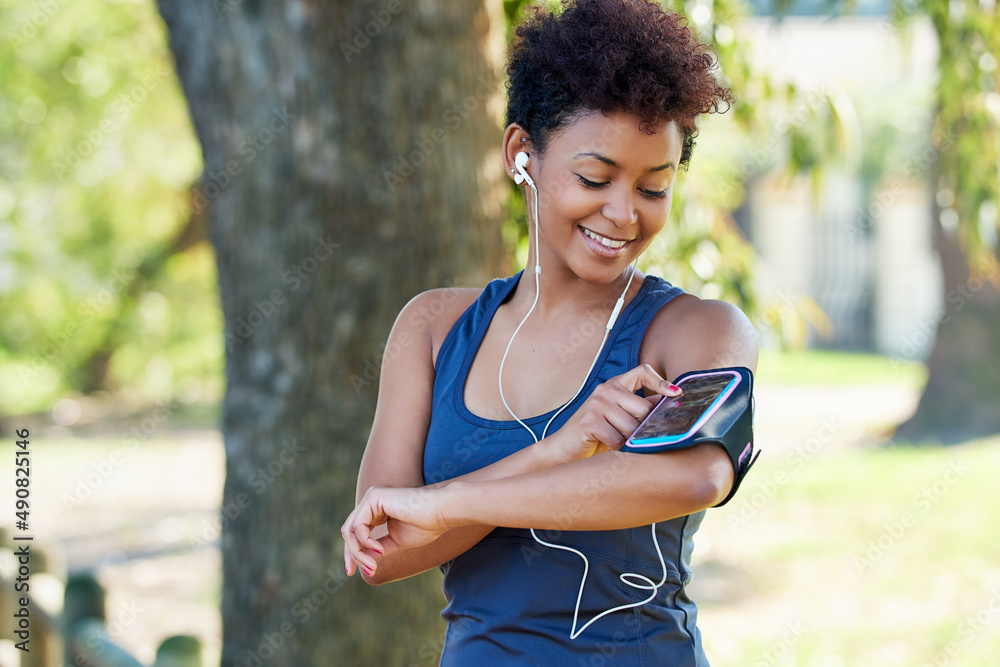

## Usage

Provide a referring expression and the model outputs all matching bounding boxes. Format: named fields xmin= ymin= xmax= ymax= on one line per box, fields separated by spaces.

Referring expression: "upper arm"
xmin=355 ymin=289 xmax=477 ymax=501
xmin=656 ymin=296 xmax=759 ymax=379
xmin=640 ymin=296 xmax=760 ymax=507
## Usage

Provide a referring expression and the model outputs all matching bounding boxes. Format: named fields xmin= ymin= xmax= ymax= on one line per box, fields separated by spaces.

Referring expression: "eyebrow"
xmin=571 ymin=151 xmax=676 ymax=173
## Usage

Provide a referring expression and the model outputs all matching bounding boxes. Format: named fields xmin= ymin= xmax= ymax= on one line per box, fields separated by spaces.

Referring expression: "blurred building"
xmin=739 ymin=3 xmax=943 ymax=360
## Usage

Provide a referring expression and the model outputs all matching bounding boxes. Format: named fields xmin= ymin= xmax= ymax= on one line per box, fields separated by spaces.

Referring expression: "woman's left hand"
xmin=342 ymin=485 xmax=451 ymax=577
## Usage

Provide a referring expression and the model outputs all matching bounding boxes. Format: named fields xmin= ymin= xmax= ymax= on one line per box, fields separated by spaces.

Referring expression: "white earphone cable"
xmin=530 ymin=522 xmax=668 ymax=639
xmin=498 ymin=157 xmax=543 ymax=438
xmin=501 ymin=155 xmax=668 ymax=638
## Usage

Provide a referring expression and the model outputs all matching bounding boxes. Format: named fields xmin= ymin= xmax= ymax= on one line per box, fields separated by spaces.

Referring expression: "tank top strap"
xmin=591 ymin=273 xmax=687 ymax=383
xmin=432 ymin=271 xmax=686 ymax=426
xmin=433 ymin=271 xmax=521 ymax=380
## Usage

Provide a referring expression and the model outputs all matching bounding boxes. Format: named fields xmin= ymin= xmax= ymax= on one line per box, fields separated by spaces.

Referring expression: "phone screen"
xmin=629 ymin=372 xmax=738 ymax=445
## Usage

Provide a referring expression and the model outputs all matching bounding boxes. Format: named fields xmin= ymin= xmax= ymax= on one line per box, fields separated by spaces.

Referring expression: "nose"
xmin=601 ymin=185 xmax=638 ymax=229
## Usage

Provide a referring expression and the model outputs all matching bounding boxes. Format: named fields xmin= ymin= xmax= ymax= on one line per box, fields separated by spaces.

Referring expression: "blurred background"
xmin=0 ymin=0 xmax=998 ymax=665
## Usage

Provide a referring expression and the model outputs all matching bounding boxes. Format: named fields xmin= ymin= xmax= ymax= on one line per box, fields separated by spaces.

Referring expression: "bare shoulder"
xmin=394 ymin=287 xmax=484 ymax=363
xmin=643 ymin=292 xmax=759 ymax=379
xmin=358 ymin=286 xmax=483 ymax=491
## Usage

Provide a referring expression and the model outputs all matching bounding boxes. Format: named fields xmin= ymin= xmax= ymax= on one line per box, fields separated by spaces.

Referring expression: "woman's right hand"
xmin=545 ymin=364 xmax=681 ymax=463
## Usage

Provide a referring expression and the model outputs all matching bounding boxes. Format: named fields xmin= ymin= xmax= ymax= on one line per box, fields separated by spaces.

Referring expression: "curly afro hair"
xmin=505 ymin=0 xmax=733 ymax=169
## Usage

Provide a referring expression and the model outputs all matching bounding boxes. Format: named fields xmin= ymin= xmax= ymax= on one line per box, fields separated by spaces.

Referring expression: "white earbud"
xmin=513 ymin=151 xmax=533 ymax=187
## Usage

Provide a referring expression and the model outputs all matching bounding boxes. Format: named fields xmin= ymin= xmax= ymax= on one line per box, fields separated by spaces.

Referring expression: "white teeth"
xmin=583 ymin=228 xmax=627 ymax=249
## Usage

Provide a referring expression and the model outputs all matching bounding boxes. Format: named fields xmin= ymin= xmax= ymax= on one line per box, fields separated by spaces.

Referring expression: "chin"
xmin=571 ymin=259 xmax=637 ymax=285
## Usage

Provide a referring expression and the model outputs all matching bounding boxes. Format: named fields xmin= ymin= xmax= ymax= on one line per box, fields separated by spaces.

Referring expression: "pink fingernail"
xmin=363 ymin=566 xmax=374 ymax=576
xmin=345 ymin=564 xmax=350 ymax=575
xmin=373 ymin=548 xmax=383 ymax=555
xmin=667 ymin=384 xmax=681 ymax=392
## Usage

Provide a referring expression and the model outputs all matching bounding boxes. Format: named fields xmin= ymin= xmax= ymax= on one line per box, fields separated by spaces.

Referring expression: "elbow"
xmin=361 ymin=570 xmax=388 ymax=586
xmin=697 ymin=474 xmax=732 ymax=509
xmin=667 ymin=445 xmax=735 ymax=512
xmin=698 ymin=448 xmax=736 ymax=509
xmin=360 ymin=559 xmax=407 ymax=586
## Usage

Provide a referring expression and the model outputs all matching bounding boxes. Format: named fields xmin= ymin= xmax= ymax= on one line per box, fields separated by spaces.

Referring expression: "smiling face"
xmin=521 ymin=109 xmax=684 ymax=285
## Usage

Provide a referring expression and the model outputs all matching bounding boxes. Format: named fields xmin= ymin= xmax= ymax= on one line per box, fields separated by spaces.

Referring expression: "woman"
xmin=342 ymin=0 xmax=757 ymax=663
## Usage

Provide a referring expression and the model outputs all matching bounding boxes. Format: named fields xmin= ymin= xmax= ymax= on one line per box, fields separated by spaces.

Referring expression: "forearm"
xmin=361 ymin=524 xmax=492 ymax=585
xmin=362 ymin=436 xmax=568 ymax=585
xmin=441 ymin=445 xmax=731 ymax=532
xmin=425 ymin=434 xmax=570 ymax=489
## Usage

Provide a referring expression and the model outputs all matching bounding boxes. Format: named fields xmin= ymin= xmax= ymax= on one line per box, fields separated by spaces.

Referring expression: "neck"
xmin=512 ymin=259 xmax=642 ymax=321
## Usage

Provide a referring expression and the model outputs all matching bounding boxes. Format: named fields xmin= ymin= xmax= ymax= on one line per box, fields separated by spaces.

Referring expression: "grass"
xmin=694 ymin=435 xmax=1000 ymax=667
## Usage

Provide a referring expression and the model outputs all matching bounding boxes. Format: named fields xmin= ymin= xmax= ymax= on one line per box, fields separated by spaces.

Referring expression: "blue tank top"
xmin=423 ymin=271 xmax=710 ymax=666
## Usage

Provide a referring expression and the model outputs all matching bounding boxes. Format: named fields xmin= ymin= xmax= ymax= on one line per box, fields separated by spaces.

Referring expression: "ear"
xmin=501 ymin=124 xmax=533 ymax=183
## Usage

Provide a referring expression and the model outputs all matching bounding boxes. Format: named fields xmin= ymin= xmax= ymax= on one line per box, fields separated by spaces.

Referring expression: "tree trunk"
xmin=895 ymin=4 xmax=1000 ymax=444
xmin=895 ymin=182 xmax=1000 ymax=443
xmin=153 ymin=1 xmax=505 ymax=663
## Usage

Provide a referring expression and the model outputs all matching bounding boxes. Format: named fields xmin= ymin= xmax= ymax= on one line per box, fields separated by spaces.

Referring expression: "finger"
xmin=602 ymin=406 xmax=644 ymax=439
xmin=610 ymin=364 xmax=664 ymax=393
xmin=374 ymin=533 xmax=403 ymax=557
xmin=373 ymin=518 xmax=414 ymax=557
xmin=365 ymin=540 xmax=385 ymax=559
xmin=613 ymin=364 xmax=682 ymax=398
xmin=619 ymin=389 xmax=662 ymax=420
xmin=342 ymin=519 xmax=378 ymax=575
xmin=344 ymin=543 xmax=355 ymax=577
xmin=341 ymin=518 xmax=357 ymax=576
xmin=361 ymin=547 xmax=385 ymax=569
xmin=352 ymin=497 xmax=391 ymax=557
xmin=352 ymin=523 xmax=380 ymax=574
xmin=350 ymin=540 xmax=378 ymax=576
xmin=341 ymin=524 xmax=371 ymax=569
xmin=342 ymin=527 xmax=365 ymax=575
xmin=594 ymin=382 xmax=662 ymax=421
xmin=358 ymin=525 xmax=385 ymax=555
xmin=586 ymin=418 xmax=630 ymax=451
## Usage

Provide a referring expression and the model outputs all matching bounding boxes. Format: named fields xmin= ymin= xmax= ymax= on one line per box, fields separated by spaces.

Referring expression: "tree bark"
xmin=895 ymin=171 xmax=1000 ymax=443
xmin=153 ymin=1 xmax=505 ymax=663
xmin=895 ymin=3 xmax=1000 ymax=443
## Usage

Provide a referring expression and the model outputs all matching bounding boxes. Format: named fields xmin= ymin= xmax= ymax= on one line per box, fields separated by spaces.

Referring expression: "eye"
xmin=577 ymin=175 xmax=608 ymax=189
xmin=640 ymin=188 xmax=668 ymax=200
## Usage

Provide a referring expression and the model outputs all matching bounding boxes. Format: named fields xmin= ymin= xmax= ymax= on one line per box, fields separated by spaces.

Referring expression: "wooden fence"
xmin=0 ymin=534 xmax=205 ymax=667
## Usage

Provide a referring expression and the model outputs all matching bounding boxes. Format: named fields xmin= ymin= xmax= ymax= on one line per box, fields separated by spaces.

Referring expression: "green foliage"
xmin=918 ymin=0 xmax=999 ymax=266
xmin=0 ymin=0 xmax=217 ymax=415
xmin=11 ymin=0 xmax=989 ymax=416
xmin=623 ymin=0 xmax=765 ymax=311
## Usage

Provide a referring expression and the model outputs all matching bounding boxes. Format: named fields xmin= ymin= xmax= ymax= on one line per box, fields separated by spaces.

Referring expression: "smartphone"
xmin=625 ymin=370 xmax=742 ymax=449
